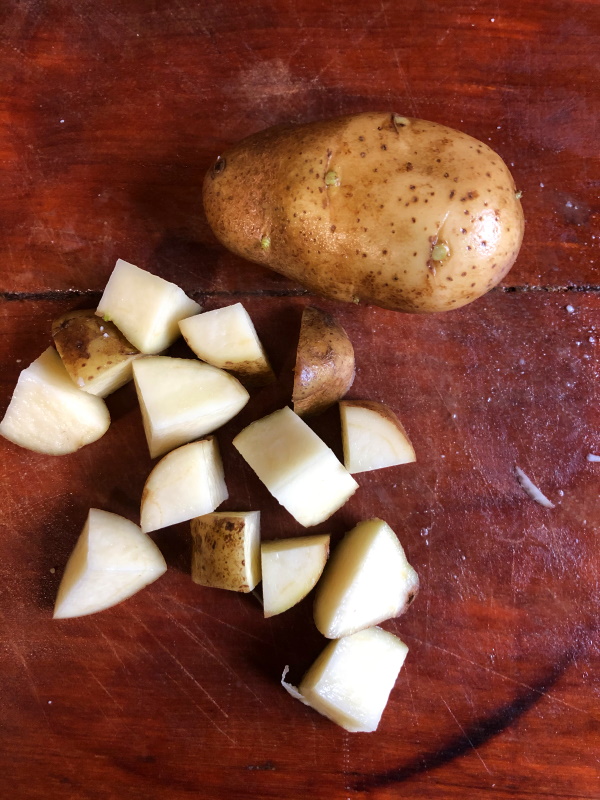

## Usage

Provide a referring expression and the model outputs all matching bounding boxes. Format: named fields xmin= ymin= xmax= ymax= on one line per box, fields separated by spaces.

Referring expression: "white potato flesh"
xmin=53 ymin=509 xmax=167 ymax=619
xmin=96 ymin=259 xmax=201 ymax=354
xmin=261 ymin=534 xmax=330 ymax=617
xmin=296 ymin=627 xmax=408 ymax=732
xmin=73 ymin=357 xmax=136 ymax=398
xmin=140 ymin=437 xmax=228 ymax=533
xmin=0 ymin=347 xmax=110 ymax=455
xmin=191 ymin=511 xmax=261 ymax=592
xmin=232 ymin=407 xmax=358 ymax=527
xmin=133 ymin=356 xmax=249 ymax=459
xmin=179 ymin=302 xmax=274 ymax=385
xmin=340 ymin=401 xmax=416 ymax=473
xmin=314 ymin=518 xmax=419 ymax=639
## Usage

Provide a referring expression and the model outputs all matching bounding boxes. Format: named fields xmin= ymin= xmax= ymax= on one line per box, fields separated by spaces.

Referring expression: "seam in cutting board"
xmin=1 ymin=285 xmax=599 ymax=303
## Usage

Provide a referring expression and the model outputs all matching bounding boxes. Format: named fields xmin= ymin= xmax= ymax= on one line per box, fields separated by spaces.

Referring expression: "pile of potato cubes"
xmin=0 ymin=258 xmax=420 ymax=733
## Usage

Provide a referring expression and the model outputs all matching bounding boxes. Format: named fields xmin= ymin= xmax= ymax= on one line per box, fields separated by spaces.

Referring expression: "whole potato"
xmin=203 ymin=112 xmax=524 ymax=313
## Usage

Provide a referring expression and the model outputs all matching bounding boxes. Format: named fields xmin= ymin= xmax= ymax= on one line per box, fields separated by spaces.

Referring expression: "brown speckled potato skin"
xmin=191 ymin=515 xmax=253 ymax=592
xmin=203 ymin=112 xmax=524 ymax=313
xmin=51 ymin=309 xmax=140 ymax=394
xmin=293 ymin=306 xmax=355 ymax=417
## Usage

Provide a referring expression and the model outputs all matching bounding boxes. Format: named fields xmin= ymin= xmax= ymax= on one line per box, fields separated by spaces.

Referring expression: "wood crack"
xmin=1 ymin=285 xmax=598 ymax=303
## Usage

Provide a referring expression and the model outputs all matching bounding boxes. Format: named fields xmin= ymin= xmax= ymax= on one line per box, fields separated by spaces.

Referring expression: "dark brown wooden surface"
xmin=1 ymin=2 xmax=598 ymax=798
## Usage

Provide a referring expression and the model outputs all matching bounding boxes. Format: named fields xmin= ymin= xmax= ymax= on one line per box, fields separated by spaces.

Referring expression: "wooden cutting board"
xmin=0 ymin=2 xmax=598 ymax=798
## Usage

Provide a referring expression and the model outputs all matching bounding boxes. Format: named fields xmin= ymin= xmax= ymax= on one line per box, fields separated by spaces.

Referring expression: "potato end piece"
xmin=340 ymin=400 xmax=416 ymax=473
xmin=140 ymin=437 xmax=228 ymax=533
xmin=261 ymin=534 xmax=330 ymax=617
xmin=293 ymin=306 xmax=355 ymax=417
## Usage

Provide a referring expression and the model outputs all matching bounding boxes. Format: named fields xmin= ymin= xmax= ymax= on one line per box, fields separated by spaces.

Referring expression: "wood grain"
xmin=0 ymin=1 xmax=598 ymax=798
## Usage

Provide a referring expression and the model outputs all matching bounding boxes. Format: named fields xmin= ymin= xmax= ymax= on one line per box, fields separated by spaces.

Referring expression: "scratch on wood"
xmin=402 ymin=634 xmax=592 ymax=716
xmin=129 ymin=612 xmax=236 ymax=744
xmin=352 ymin=647 xmax=575 ymax=790
xmin=8 ymin=638 xmax=52 ymax=728
xmin=439 ymin=695 xmax=492 ymax=775
xmin=98 ymin=628 xmax=132 ymax=674
xmin=401 ymin=663 xmax=421 ymax=735
xmin=168 ymin=596 xmax=271 ymax=645
xmin=154 ymin=599 xmax=266 ymax=707
xmin=87 ymin=672 xmax=124 ymax=712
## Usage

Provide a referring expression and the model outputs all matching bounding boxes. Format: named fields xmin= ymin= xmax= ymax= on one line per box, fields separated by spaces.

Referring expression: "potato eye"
xmin=212 ymin=156 xmax=226 ymax=176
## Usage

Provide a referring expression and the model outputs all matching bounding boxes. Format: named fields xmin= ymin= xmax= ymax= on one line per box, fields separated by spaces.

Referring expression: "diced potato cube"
xmin=314 ymin=518 xmax=419 ymax=639
xmin=0 ymin=347 xmax=110 ymax=455
xmin=292 ymin=627 xmax=409 ymax=732
xmin=191 ymin=511 xmax=261 ymax=592
xmin=96 ymin=259 xmax=200 ymax=353
xmin=233 ymin=407 xmax=358 ymax=527
xmin=179 ymin=302 xmax=275 ymax=386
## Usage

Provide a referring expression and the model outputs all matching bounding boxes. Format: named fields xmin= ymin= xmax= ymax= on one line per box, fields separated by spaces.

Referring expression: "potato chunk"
xmin=132 ymin=356 xmax=249 ymax=458
xmin=0 ymin=347 xmax=110 ymax=455
xmin=314 ymin=518 xmax=418 ymax=638
xmin=261 ymin=534 xmax=330 ymax=617
xmin=140 ymin=437 xmax=228 ymax=533
xmin=53 ymin=509 xmax=167 ymax=619
xmin=52 ymin=309 xmax=140 ymax=397
xmin=340 ymin=400 xmax=416 ymax=473
xmin=179 ymin=302 xmax=275 ymax=387
xmin=232 ymin=407 xmax=358 ymax=527
xmin=286 ymin=627 xmax=409 ymax=732
xmin=96 ymin=259 xmax=200 ymax=353
xmin=191 ymin=511 xmax=261 ymax=592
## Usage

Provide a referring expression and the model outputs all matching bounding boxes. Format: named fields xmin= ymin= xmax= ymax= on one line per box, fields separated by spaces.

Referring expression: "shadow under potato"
xmin=245 ymin=587 xmax=330 ymax=688
xmin=151 ymin=521 xmax=192 ymax=575
xmin=35 ymin=491 xmax=93 ymax=612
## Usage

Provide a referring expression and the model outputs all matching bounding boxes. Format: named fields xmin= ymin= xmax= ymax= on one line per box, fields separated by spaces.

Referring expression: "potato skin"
xmin=52 ymin=309 xmax=140 ymax=396
xmin=191 ymin=514 xmax=258 ymax=592
xmin=293 ymin=306 xmax=355 ymax=417
xmin=340 ymin=399 xmax=410 ymax=434
xmin=203 ymin=112 xmax=524 ymax=313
